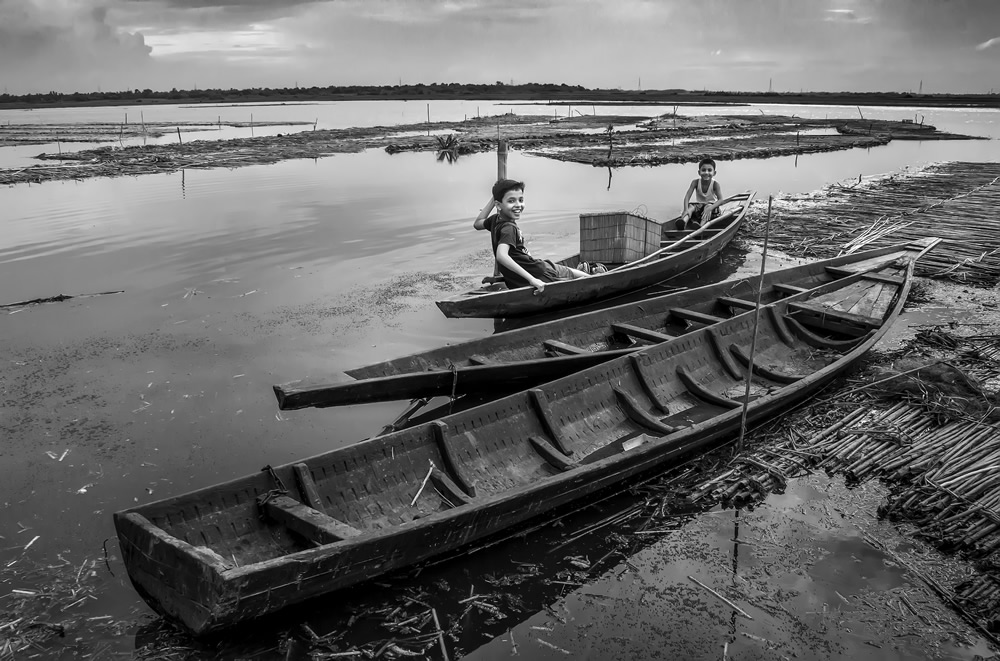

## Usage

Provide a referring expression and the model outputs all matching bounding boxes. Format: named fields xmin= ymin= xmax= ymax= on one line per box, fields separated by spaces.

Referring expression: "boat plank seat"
xmin=773 ymin=284 xmax=808 ymax=296
xmin=612 ymin=323 xmax=674 ymax=344
xmin=529 ymin=436 xmax=578 ymax=472
xmin=543 ymin=340 xmax=590 ymax=356
xmin=261 ymin=495 xmax=363 ymax=545
xmin=787 ymin=301 xmax=882 ymax=336
xmin=467 ymin=355 xmax=494 ymax=366
xmin=825 ymin=266 xmax=905 ymax=285
xmin=717 ymin=296 xmax=757 ymax=312
xmin=669 ymin=308 xmax=726 ymax=326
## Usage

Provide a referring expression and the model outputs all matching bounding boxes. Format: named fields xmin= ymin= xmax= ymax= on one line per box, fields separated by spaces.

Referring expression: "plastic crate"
xmin=579 ymin=212 xmax=662 ymax=264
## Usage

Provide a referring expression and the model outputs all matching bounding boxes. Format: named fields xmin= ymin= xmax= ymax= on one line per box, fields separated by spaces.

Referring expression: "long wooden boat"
xmin=276 ymin=238 xmax=938 ymax=410
xmin=434 ymin=192 xmax=755 ymax=318
xmin=115 ymin=237 xmax=939 ymax=635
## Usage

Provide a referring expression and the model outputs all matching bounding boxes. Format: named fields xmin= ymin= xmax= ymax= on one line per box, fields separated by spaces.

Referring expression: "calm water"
xmin=0 ymin=100 xmax=997 ymax=657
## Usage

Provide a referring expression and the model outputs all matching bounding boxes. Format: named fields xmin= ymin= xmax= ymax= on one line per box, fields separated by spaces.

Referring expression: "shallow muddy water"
xmin=0 ymin=101 xmax=997 ymax=658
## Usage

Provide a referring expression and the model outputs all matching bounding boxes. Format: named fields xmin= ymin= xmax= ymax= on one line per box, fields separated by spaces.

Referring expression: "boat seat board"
xmin=670 ymin=308 xmax=726 ymax=326
xmin=773 ymin=284 xmax=808 ymax=295
xmin=543 ymin=340 xmax=590 ymax=356
xmin=787 ymin=301 xmax=882 ymax=335
xmin=467 ymin=355 xmax=494 ymax=365
xmin=825 ymin=266 xmax=905 ymax=285
xmin=612 ymin=323 xmax=674 ymax=344
xmin=717 ymin=296 xmax=757 ymax=312
xmin=260 ymin=495 xmax=363 ymax=545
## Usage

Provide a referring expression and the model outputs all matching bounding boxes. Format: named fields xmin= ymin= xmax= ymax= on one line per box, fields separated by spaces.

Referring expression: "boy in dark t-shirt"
xmin=473 ymin=179 xmax=589 ymax=294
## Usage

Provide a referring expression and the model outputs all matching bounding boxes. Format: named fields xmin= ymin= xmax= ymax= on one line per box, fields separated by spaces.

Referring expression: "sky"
xmin=0 ymin=0 xmax=998 ymax=95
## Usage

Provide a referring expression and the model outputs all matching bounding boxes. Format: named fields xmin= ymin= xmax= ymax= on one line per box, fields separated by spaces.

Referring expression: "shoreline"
xmin=2 ymin=89 xmax=999 ymax=112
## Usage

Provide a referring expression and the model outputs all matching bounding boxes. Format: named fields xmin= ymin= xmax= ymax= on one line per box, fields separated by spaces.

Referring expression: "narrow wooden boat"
xmin=276 ymin=238 xmax=936 ymax=410
xmin=115 ymin=237 xmax=939 ymax=635
xmin=434 ymin=192 xmax=755 ymax=318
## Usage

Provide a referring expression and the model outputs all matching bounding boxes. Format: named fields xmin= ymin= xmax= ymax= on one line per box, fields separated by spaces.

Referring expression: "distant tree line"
xmin=0 ymin=82 xmax=997 ymax=107
xmin=0 ymin=82 xmax=591 ymax=105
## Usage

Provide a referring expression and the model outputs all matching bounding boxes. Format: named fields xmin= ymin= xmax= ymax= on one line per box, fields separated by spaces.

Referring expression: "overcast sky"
xmin=1 ymin=0 xmax=998 ymax=95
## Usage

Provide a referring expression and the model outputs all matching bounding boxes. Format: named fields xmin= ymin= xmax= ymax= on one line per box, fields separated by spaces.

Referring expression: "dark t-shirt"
xmin=484 ymin=215 xmax=559 ymax=288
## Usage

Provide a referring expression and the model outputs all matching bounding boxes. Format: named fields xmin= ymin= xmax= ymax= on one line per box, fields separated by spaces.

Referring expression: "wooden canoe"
xmin=275 ymin=238 xmax=938 ymax=410
xmin=434 ymin=192 xmax=755 ymax=318
xmin=114 ymin=237 xmax=939 ymax=635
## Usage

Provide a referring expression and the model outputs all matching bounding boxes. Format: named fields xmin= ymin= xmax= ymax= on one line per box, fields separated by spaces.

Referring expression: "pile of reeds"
xmin=684 ymin=328 xmax=1000 ymax=634
xmin=748 ymin=162 xmax=1000 ymax=286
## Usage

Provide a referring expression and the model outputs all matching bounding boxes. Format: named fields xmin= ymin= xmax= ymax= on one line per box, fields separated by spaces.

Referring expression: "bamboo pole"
xmin=736 ymin=195 xmax=771 ymax=453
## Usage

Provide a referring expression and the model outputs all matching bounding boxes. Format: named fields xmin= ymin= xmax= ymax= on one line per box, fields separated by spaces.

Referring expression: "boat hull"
xmin=116 ymin=238 xmax=940 ymax=635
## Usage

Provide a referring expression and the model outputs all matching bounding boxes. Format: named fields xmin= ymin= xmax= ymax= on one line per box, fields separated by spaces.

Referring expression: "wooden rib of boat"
xmin=434 ymin=191 xmax=755 ymax=318
xmin=275 ymin=238 xmax=937 ymax=410
xmin=115 ymin=237 xmax=939 ymax=635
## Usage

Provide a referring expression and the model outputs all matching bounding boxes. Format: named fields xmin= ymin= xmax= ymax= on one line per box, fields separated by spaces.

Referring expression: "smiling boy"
xmin=474 ymin=179 xmax=589 ymax=294
xmin=678 ymin=158 xmax=723 ymax=230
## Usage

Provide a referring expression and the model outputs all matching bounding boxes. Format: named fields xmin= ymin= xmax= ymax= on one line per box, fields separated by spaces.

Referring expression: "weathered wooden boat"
xmin=115 ymin=237 xmax=939 ymax=635
xmin=434 ymin=192 xmax=755 ymax=318
xmin=276 ymin=238 xmax=938 ymax=410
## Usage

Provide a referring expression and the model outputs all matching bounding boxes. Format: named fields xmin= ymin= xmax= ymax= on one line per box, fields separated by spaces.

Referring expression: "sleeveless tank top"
xmin=693 ymin=179 xmax=718 ymax=204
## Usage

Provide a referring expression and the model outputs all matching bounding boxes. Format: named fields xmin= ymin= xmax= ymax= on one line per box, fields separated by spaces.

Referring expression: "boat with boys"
xmin=435 ymin=192 xmax=755 ymax=318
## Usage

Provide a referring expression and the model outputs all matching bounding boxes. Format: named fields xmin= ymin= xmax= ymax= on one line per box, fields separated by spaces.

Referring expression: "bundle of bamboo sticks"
xmin=747 ymin=163 xmax=1000 ymax=285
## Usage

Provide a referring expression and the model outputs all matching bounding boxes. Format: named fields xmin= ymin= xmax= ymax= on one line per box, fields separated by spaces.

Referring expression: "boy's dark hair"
xmin=698 ymin=158 xmax=717 ymax=170
xmin=492 ymin=178 xmax=525 ymax=201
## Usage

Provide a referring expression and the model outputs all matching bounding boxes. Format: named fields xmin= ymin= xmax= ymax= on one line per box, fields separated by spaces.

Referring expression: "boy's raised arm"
xmin=473 ymin=197 xmax=496 ymax=231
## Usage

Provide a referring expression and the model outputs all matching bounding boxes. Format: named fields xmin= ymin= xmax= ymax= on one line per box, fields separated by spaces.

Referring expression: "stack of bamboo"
xmin=749 ymin=162 xmax=1000 ymax=286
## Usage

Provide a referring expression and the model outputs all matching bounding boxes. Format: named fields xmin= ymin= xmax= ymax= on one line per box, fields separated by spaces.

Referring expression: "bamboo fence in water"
xmin=750 ymin=161 xmax=1000 ymax=286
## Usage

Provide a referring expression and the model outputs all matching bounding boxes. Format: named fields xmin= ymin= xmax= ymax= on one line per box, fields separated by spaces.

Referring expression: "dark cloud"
xmin=0 ymin=0 xmax=153 ymax=93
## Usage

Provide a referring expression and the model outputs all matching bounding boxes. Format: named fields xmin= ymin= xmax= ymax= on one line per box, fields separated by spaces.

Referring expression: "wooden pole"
xmin=177 ymin=127 xmax=182 ymax=144
xmin=736 ymin=196 xmax=772 ymax=454
xmin=497 ymin=139 xmax=508 ymax=180
xmin=492 ymin=137 xmax=509 ymax=279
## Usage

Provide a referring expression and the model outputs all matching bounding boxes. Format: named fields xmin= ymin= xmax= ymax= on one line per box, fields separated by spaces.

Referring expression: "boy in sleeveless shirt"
xmin=678 ymin=158 xmax=723 ymax=231
xmin=474 ymin=179 xmax=590 ymax=295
